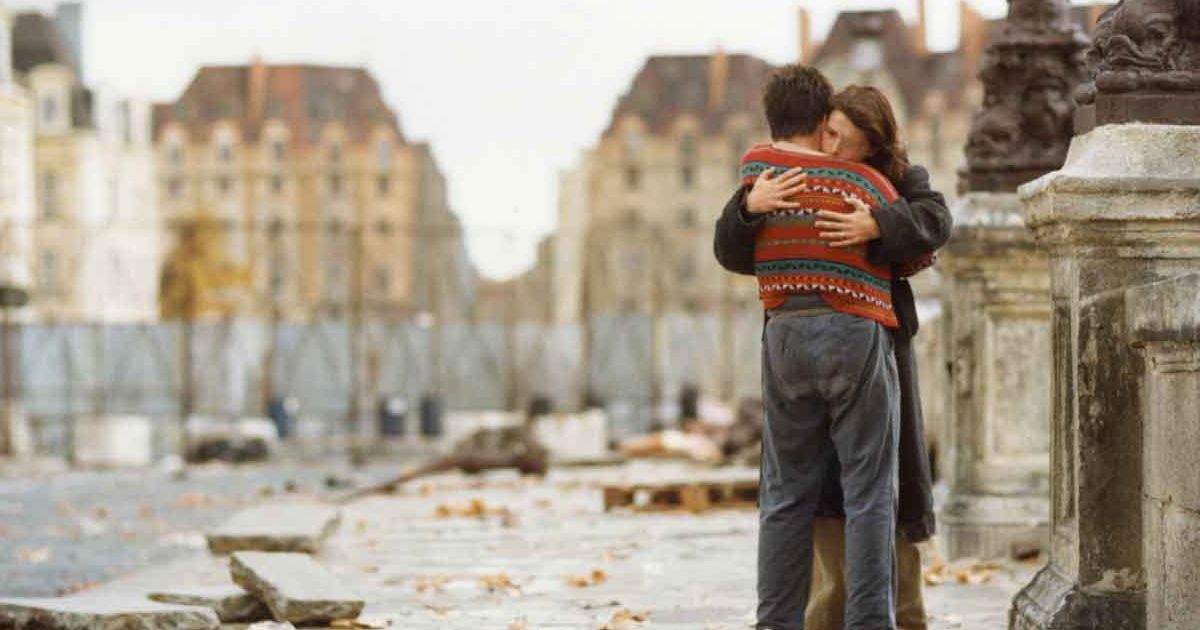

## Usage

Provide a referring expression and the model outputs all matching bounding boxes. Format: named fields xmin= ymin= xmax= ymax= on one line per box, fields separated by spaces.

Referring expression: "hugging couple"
xmin=713 ymin=64 xmax=952 ymax=630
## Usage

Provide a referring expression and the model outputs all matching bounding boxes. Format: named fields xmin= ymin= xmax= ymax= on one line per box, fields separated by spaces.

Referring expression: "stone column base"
xmin=941 ymin=494 xmax=1049 ymax=560
xmin=1010 ymin=565 xmax=1144 ymax=630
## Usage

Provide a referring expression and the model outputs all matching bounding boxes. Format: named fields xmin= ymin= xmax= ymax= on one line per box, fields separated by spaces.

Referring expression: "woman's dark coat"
xmin=712 ymin=164 xmax=951 ymax=543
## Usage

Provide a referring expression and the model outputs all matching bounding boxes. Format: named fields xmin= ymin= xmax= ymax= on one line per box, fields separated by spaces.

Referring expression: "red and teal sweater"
xmin=740 ymin=144 xmax=933 ymax=329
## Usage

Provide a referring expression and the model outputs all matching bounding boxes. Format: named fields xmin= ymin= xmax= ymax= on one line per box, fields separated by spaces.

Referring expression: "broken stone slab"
xmin=206 ymin=502 xmax=341 ymax=555
xmin=230 ymin=551 xmax=365 ymax=625
xmin=147 ymin=584 xmax=270 ymax=623
xmin=0 ymin=596 xmax=219 ymax=630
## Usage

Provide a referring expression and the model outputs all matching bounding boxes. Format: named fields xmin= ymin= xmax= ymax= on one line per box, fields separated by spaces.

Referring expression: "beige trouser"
xmin=805 ymin=517 xmax=927 ymax=630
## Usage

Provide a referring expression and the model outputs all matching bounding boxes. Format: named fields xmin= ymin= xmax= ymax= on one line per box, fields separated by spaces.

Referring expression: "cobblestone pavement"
xmin=0 ymin=457 xmax=405 ymax=597
xmin=82 ymin=460 xmax=1034 ymax=629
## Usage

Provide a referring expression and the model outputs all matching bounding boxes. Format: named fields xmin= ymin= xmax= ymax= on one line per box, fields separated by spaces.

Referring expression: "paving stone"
xmin=230 ymin=552 xmax=365 ymax=625
xmin=246 ymin=622 xmax=294 ymax=630
xmin=206 ymin=502 xmax=341 ymax=555
xmin=147 ymin=584 xmax=270 ymax=623
xmin=0 ymin=596 xmax=219 ymax=630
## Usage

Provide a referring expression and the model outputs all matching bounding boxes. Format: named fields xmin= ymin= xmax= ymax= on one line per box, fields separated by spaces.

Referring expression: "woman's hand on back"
xmin=746 ymin=168 xmax=808 ymax=215
xmin=815 ymin=195 xmax=881 ymax=248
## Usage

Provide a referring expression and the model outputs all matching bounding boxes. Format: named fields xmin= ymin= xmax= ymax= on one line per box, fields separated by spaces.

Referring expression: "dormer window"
xmin=216 ymin=141 xmax=233 ymax=163
xmin=376 ymin=139 xmax=391 ymax=168
xmin=40 ymin=95 xmax=58 ymax=127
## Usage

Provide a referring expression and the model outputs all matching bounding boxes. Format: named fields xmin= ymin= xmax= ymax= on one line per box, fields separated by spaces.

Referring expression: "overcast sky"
xmin=10 ymin=0 xmax=1022 ymax=278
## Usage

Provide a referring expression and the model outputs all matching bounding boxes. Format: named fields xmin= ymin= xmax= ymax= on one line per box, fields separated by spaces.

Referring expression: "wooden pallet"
xmin=602 ymin=478 xmax=759 ymax=513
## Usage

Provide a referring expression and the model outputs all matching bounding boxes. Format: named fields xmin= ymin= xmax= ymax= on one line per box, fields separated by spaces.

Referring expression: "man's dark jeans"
xmin=757 ymin=298 xmax=900 ymax=630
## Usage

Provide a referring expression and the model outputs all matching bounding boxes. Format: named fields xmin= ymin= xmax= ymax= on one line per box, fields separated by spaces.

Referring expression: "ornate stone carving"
xmin=961 ymin=0 xmax=1089 ymax=194
xmin=1076 ymin=0 xmax=1200 ymax=127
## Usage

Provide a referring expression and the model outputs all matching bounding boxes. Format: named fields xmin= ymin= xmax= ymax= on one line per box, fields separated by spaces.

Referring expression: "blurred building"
xmin=581 ymin=51 xmax=769 ymax=317
xmin=11 ymin=3 xmax=159 ymax=322
xmin=0 ymin=5 xmax=34 ymax=298
xmin=801 ymin=3 xmax=1111 ymax=200
xmin=153 ymin=60 xmax=473 ymax=322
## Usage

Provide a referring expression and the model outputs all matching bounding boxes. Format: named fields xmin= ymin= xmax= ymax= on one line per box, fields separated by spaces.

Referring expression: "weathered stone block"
xmin=206 ymin=502 xmax=340 ymax=555
xmin=229 ymin=552 xmax=364 ymax=625
xmin=147 ymin=584 xmax=270 ymax=623
xmin=0 ymin=596 xmax=219 ymax=630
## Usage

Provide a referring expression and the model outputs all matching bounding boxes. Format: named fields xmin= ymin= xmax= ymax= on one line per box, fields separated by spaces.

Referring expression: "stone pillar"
xmin=939 ymin=0 xmax=1087 ymax=559
xmin=1011 ymin=4 xmax=1200 ymax=628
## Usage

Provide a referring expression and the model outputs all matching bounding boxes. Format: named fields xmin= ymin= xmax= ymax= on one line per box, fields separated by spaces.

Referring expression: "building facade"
xmin=153 ymin=61 xmax=472 ymax=322
xmin=12 ymin=4 xmax=159 ymax=323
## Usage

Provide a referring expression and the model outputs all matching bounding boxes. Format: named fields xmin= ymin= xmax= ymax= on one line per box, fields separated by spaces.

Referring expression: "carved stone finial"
xmin=1076 ymin=0 xmax=1200 ymax=129
xmin=960 ymin=0 xmax=1089 ymax=194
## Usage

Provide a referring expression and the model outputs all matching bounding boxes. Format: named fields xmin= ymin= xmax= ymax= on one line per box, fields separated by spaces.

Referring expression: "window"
xmin=40 ymin=172 xmax=57 ymax=218
xmin=376 ymin=139 xmax=391 ymax=167
xmin=39 ymin=251 xmax=58 ymax=292
xmin=271 ymin=140 xmax=285 ymax=163
xmin=167 ymin=143 xmax=183 ymax=166
xmin=374 ymin=266 xmax=390 ymax=293
xmin=375 ymin=220 xmax=393 ymax=235
xmin=217 ymin=176 xmax=232 ymax=194
xmin=851 ymin=39 xmax=883 ymax=71
xmin=270 ymin=175 xmax=284 ymax=195
xmin=679 ymin=132 xmax=697 ymax=189
xmin=269 ymin=258 xmax=286 ymax=297
xmin=377 ymin=174 xmax=390 ymax=196
xmin=40 ymin=95 xmax=57 ymax=126
xmin=329 ymin=143 xmax=342 ymax=163
xmin=681 ymin=164 xmax=695 ymax=189
xmin=328 ymin=173 xmax=343 ymax=196
xmin=681 ymin=207 xmax=698 ymax=228
xmin=167 ymin=177 xmax=183 ymax=199
xmin=624 ymin=164 xmax=641 ymax=190
xmin=216 ymin=141 xmax=232 ymax=163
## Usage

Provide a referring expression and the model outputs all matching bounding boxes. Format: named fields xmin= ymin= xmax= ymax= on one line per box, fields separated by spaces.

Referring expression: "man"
xmin=716 ymin=66 xmax=951 ymax=630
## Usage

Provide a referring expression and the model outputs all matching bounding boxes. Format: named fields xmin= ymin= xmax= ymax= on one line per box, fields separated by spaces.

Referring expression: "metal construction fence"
xmin=6 ymin=310 xmax=766 ymax=456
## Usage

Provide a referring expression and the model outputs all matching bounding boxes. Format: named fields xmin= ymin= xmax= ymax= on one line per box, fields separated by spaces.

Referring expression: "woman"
xmin=714 ymin=85 xmax=951 ymax=630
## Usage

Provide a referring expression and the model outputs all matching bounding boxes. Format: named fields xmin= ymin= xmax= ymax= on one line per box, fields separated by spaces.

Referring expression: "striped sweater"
xmin=741 ymin=144 xmax=918 ymax=329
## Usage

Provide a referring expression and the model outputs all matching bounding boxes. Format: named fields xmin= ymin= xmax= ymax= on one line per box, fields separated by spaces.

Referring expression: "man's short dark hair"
xmin=762 ymin=64 xmax=833 ymax=140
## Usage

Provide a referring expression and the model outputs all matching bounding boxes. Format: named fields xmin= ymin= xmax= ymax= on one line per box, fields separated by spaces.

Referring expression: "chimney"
xmin=248 ymin=55 xmax=268 ymax=125
xmin=959 ymin=0 xmax=987 ymax=76
xmin=798 ymin=8 xmax=815 ymax=63
xmin=913 ymin=0 xmax=928 ymax=54
xmin=708 ymin=47 xmax=729 ymax=109
xmin=54 ymin=3 xmax=83 ymax=80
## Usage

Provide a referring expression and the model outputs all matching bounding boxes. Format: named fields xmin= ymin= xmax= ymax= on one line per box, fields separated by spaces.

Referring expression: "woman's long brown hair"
xmin=830 ymin=85 xmax=910 ymax=182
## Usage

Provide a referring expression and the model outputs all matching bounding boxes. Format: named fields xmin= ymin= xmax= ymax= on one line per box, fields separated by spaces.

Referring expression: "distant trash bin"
xmin=268 ymin=396 xmax=299 ymax=440
xmin=419 ymin=395 xmax=443 ymax=438
xmin=378 ymin=396 xmax=409 ymax=437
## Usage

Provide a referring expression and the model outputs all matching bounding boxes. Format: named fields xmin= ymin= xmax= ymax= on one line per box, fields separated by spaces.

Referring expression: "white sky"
xmin=10 ymin=0 xmax=1023 ymax=278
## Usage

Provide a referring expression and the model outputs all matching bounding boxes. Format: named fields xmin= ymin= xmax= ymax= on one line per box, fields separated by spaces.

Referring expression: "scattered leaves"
xmin=331 ymin=617 xmax=390 ymax=628
xmin=567 ymin=568 xmax=608 ymax=588
xmin=433 ymin=498 xmax=511 ymax=520
xmin=480 ymin=573 xmax=521 ymax=595
xmin=414 ymin=576 xmax=452 ymax=593
xmin=600 ymin=608 xmax=650 ymax=629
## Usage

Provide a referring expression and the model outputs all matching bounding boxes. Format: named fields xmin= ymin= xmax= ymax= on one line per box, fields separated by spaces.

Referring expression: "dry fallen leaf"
xmin=479 ymin=573 xmax=519 ymax=593
xmin=414 ymin=576 xmax=452 ymax=593
xmin=601 ymin=608 xmax=650 ymax=629
xmin=567 ymin=568 xmax=608 ymax=588
xmin=16 ymin=547 xmax=51 ymax=563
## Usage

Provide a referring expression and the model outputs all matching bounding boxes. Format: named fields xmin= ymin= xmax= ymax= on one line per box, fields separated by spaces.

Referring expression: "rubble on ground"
xmin=230 ymin=551 xmax=365 ymax=625
xmin=0 ymin=596 xmax=219 ymax=630
xmin=205 ymin=502 xmax=341 ymax=555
